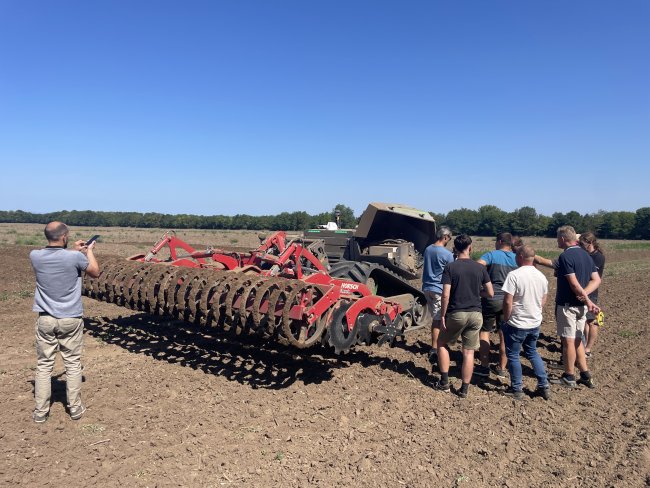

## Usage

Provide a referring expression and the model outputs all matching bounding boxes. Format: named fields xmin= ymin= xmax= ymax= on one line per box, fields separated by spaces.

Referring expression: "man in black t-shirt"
xmin=551 ymin=226 xmax=601 ymax=389
xmin=433 ymin=234 xmax=493 ymax=398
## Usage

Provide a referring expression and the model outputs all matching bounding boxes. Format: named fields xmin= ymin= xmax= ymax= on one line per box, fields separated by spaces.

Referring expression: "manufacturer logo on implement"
xmin=340 ymin=282 xmax=360 ymax=290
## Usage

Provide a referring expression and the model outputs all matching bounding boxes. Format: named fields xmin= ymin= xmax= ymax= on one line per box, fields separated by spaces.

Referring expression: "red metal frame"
xmin=128 ymin=230 xmax=403 ymax=339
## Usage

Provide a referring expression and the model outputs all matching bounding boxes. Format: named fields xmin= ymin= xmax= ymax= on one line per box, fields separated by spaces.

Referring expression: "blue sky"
xmin=0 ymin=1 xmax=647 ymax=217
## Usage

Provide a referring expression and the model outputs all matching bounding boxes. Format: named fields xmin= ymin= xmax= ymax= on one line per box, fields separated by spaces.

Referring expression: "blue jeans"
xmin=502 ymin=323 xmax=548 ymax=391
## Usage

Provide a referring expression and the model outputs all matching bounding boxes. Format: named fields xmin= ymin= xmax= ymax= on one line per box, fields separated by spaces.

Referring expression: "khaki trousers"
xmin=34 ymin=315 xmax=84 ymax=415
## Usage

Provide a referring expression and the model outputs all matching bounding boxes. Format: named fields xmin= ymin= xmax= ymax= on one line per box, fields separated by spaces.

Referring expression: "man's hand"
xmin=78 ymin=240 xmax=96 ymax=254
xmin=73 ymin=239 xmax=86 ymax=251
xmin=440 ymin=316 xmax=447 ymax=331
xmin=586 ymin=299 xmax=600 ymax=315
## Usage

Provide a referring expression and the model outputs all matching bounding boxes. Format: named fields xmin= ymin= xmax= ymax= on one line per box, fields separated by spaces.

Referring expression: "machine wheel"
xmin=406 ymin=296 xmax=428 ymax=331
xmin=326 ymin=301 xmax=357 ymax=354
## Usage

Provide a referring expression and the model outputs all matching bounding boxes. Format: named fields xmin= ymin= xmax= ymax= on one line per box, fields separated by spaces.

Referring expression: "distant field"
xmin=2 ymin=223 xmax=647 ymax=262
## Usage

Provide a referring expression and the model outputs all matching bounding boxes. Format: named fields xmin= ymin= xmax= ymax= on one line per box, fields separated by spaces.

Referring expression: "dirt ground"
xmin=1 ymin=234 xmax=649 ymax=487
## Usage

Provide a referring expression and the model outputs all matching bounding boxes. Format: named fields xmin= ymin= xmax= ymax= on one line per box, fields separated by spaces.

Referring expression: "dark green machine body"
xmin=304 ymin=203 xmax=438 ymax=330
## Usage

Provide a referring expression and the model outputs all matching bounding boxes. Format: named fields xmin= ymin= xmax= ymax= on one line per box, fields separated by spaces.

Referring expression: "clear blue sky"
xmin=0 ymin=1 xmax=648 ymax=217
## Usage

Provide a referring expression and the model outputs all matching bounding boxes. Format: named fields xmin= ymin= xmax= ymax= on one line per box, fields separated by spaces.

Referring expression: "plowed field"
xmin=1 ymin=228 xmax=648 ymax=487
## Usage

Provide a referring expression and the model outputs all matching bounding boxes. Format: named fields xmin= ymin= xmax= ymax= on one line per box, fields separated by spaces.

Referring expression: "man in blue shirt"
xmin=421 ymin=226 xmax=454 ymax=363
xmin=551 ymin=225 xmax=600 ymax=388
xmin=475 ymin=232 xmax=518 ymax=378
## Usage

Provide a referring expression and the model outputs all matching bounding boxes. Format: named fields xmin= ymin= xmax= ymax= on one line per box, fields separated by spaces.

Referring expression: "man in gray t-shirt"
xmin=29 ymin=221 xmax=99 ymax=423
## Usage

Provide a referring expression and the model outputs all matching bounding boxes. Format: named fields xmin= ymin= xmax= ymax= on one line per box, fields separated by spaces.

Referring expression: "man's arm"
xmin=534 ymin=255 xmax=555 ymax=269
xmin=583 ymin=271 xmax=601 ymax=297
xmin=83 ymin=242 xmax=100 ymax=278
xmin=481 ymin=281 xmax=494 ymax=299
xmin=565 ymin=273 xmax=587 ymax=300
xmin=477 ymin=259 xmax=487 ymax=266
xmin=440 ymin=283 xmax=451 ymax=331
xmin=566 ymin=273 xmax=600 ymax=313
xmin=502 ymin=292 xmax=513 ymax=323
xmin=541 ymin=293 xmax=548 ymax=308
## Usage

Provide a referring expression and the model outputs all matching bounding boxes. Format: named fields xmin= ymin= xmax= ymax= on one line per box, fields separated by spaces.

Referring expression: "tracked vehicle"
xmin=305 ymin=202 xmax=437 ymax=331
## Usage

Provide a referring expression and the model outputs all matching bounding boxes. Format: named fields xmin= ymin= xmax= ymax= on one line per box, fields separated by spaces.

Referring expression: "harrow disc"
xmin=280 ymin=284 xmax=327 ymax=349
xmin=325 ymin=301 xmax=357 ymax=355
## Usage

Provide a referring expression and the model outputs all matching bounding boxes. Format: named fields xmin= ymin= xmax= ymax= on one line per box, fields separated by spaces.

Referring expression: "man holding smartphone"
xmin=29 ymin=221 xmax=100 ymax=423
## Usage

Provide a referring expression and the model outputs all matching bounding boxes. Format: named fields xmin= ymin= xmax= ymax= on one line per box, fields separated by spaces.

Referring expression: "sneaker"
xmin=577 ymin=376 xmax=596 ymax=389
xmin=457 ymin=388 xmax=468 ymax=399
xmin=535 ymin=386 xmax=552 ymax=400
xmin=502 ymin=389 xmax=525 ymax=401
xmin=549 ymin=374 xmax=577 ymax=388
xmin=428 ymin=349 xmax=437 ymax=364
xmin=32 ymin=411 xmax=48 ymax=423
xmin=547 ymin=360 xmax=565 ymax=371
xmin=473 ymin=365 xmax=490 ymax=377
xmin=69 ymin=405 xmax=86 ymax=420
xmin=490 ymin=365 xmax=508 ymax=379
xmin=432 ymin=380 xmax=450 ymax=393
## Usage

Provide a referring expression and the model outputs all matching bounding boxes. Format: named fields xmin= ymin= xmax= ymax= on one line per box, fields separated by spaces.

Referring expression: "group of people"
xmin=422 ymin=225 xmax=605 ymax=399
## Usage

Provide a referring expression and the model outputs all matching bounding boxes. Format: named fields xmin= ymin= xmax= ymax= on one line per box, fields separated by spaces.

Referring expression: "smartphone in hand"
xmin=85 ymin=235 xmax=100 ymax=246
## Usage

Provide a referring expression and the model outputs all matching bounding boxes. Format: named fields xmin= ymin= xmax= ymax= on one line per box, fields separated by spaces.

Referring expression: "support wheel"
xmin=326 ymin=301 xmax=357 ymax=354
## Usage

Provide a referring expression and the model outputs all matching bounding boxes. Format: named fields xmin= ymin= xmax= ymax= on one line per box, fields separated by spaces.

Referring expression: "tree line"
xmin=431 ymin=205 xmax=650 ymax=240
xmin=1 ymin=204 xmax=648 ymax=239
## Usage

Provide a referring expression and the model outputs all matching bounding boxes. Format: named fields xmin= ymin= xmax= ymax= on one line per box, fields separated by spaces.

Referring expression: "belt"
xmin=38 ymin=312 xmax=82 ymax=319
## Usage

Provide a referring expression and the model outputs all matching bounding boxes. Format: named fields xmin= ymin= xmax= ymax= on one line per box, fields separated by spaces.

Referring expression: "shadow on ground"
xmin=85 ymin=314 xmax=549 ymax=394
xmin=85 ymin=314 xmax=439 ymax=390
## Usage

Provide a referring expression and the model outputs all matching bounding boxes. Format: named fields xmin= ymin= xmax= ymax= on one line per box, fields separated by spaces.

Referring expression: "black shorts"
xmin=481 ymin=298 xmax=503 ymax=333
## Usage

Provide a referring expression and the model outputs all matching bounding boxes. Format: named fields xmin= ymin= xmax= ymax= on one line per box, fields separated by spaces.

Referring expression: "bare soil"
xmin=1 ymin=236 xmax=648 ymax=487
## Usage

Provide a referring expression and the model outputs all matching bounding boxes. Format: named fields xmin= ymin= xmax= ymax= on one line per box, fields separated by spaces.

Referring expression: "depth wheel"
xmin=326 ymin=301 xmax=357 ymax=354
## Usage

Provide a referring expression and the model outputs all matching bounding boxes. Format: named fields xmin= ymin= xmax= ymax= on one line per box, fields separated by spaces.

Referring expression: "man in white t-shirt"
xmin=500 ymin=245 xmax=550 ymax=400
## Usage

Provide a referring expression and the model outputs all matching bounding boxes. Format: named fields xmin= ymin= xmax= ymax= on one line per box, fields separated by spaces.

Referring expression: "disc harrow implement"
xmin=83 ymin=231 xmax=413 ymax=354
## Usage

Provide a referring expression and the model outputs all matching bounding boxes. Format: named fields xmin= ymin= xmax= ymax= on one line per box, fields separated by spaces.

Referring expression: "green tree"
xmin=446 ymin=208 xmax=479 ymax=235
xmin=477 ymin=205 xmax=507 ymax=236
xmin=582 ymin=211 xmax=606 ymax=235
xmin=599 ymin=211 xmax=632 ymax=238
xmin=634 ymin=207 xmax=650 ymax=239
xmin=563 ymin=211 xmax=583 ymax=232
xmin=508 ymin=206 xmax=541 ymax=236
